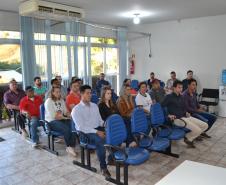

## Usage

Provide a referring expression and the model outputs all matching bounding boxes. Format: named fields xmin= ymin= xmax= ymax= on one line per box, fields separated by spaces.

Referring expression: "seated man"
xmin=162 ymin=80 xmax=208 ymax=148
xmin=45 ymin=78 xmax=67 ymax=100
xmin=19 ymin=86 xmax=43 ymax=147
xmin=149 ymin=79 xmax=166 ymax=103
xmin=147 ymin=72 xmax=157 ymax=90
xmin=71 ymin=85 xmax=111 ymax=178
xmin=165 ymin=71 xmax=178 ymax=94
xmin=182 ymin=79 xmax=217 ymax=137
xmin=3 ymin=79 xmax=27 ymax=137
xmin=33 ymin=76 xmax=47 ymax=100
xmin=182 ymin=70 xmax=194 ymax=92
xmin=66 ymin=79 xmax=81 ymax=112
xmin=96 ymin=73 xmax=110 ymax=97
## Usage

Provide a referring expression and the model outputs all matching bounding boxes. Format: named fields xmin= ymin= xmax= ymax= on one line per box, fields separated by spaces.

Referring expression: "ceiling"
xmin=3 ymin=0 xmax=226 ymax=26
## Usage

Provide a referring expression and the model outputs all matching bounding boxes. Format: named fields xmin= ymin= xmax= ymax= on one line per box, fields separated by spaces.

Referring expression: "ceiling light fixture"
xmin=133 ymin=13 xmax=140 ymax=24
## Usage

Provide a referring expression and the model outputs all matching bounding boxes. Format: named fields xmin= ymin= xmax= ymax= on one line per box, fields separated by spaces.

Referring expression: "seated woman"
xmin=120 ymin=78 xmax=137 ymax=97
xmin=44 ymin=86 xmax=76 ymax=157
xmin=135 ymin=81 xmax=153 ymax=134
xmin=98 ymin=86 xmax=119 ymax=121
xmin=117 ymin=84 xmax=136 ymax=146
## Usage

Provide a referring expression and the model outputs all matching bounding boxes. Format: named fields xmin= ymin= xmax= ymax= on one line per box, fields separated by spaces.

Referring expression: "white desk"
xmin=155 ymin=160 xmax=226 ymax=185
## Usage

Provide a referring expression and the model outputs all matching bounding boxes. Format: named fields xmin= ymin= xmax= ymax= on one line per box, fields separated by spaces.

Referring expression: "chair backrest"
xmin=150 ymin=103 xmax=165 ymax=127
xmin=131 ymin=108 xmax=148 ymax=133
xmin=131 ymin=80 xmax=139 ymax=91
xmin=40 ymin=104 xmax=45 ymax=120
xmin=105 ymin=114 xmax=127 ymax=146
xmin=201 ymin=88 xmax=219 ymax=99
xmin=91 ymin=94 xmax=99 ymax=104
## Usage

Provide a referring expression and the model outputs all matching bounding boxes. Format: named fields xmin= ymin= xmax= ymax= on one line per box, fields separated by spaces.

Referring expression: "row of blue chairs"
xmin=73 ymin=103 xmax=187 ymax=185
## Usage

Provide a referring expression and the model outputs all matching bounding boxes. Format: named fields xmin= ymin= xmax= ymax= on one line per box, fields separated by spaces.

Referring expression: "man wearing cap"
xmin=19 ymin=86 xmax=43 ymax=147
xmin=3 ymin=80 xmax=27 ymax=136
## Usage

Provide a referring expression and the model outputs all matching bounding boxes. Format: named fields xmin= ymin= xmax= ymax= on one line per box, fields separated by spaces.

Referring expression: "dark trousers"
xmin=123 ymin=118 xmax=134 ymax=144
xmin=192 ymin=112 xmax=217 ymax=132
xmin=86 ymin=133 xmax=107 ymax=169
xmin=49 ymin=120 xmax=75 ymax=147
xmin=16 ymin=113 xmax=26 ymax=130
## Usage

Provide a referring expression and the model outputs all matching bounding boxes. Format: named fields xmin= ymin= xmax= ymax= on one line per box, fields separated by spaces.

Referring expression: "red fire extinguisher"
xmin=130 ymin=54 xmax=135 ymax=75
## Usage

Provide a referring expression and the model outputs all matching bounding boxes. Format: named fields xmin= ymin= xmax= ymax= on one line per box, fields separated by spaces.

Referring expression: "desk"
xmin=155 ymin=160 xmax=226 ymax=185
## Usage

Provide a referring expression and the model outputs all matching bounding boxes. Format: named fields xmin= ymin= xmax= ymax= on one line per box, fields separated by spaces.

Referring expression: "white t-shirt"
xmin=135 ymin=92 xmax=152 ymax=112
xmin=44 ymin=98 xmax=67 ymax=122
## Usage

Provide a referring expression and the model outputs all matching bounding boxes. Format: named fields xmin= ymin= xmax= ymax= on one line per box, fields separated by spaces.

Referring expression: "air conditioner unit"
xmin=19 ymin=0 xmax=85 ymax=21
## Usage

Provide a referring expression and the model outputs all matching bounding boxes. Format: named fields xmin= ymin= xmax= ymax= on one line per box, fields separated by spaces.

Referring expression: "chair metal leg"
xmin=158 ymin=141 xmax=179 ymax=158
xmin=42 ymin=134 xmax=59 ymax=156
xmin=73 ymin=147 xmax=97 ymax=172
xmin=105 ymin=162 xmax=128 ymax=185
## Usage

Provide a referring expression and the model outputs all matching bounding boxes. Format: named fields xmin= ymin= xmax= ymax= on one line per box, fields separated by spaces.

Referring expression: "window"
xmin=35 ymin=45 xmax=47 ymax=80
xmin=91 ymin=47 xmax=104 ymax=76
xmin=0 ymin=44 xmax=21 ymax=83
xmin=0 ymin=31 xmax=20 ymax=39
xmin=106 ymin=48 xmax=118 ymax=74
xmin=34 ymin=33 xmax=46 ymax=41
xmin=50 ymin=34 xmax=67 ymax=41
xmin=91 ymin=37 xmax=117 ymax=44
xmin=51 ymin=45 xmax=68 ymax=78
xmin=78 ymin=46 xmax=85 ymax=78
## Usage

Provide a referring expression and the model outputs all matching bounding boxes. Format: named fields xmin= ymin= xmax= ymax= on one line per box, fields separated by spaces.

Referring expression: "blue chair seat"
xmin=80 ymin=141 xmax=96 ymax=150
xmin=139 ymin=137 xmax=169 ymax=151
xmin=114 ymin=147 xmax=149 ymax=165
xmin=149 ymin=137 xmax=170 ymax=151
xmin=49 ymin=131 xmax=64 ymax=137
xmin=158 ymin=128 xmax=185 ymax=140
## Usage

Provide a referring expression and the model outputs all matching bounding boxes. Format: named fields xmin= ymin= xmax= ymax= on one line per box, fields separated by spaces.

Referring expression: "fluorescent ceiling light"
xmin=133 ymin=14 xmax=140 ymax=24
xmin=120 ymin=10 xmax=154 ymax=18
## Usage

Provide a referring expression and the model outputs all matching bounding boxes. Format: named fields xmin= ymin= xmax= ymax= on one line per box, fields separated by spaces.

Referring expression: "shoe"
xmin=66 ymin=147 xmax=77 ymax=157
xmin=31 ymin=143 xmax=39 ymax=148
xmin=101 ymin=168 xmax=111 ymax=178
xmin=21 ymin=130 xmax=28 ymax=139
xmin=195 ymin=136 xmax=203 ymax=141
xmin=184 ymin=137 xmax=196 ymax=148
xmin=201 ymin=132 xmax=211 ymax=138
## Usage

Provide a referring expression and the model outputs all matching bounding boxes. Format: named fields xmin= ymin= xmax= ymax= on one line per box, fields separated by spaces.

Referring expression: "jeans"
xmin=29 ymin=117 xmax=43 ymax=143
xmin=49 ymin=120 xmax=75 ymax=147
xmin=86 ymin=133 xmax=107 ymax=169
xmin=145 ymin=114 xmax=151 ymax=135
xmin=123 ymin=118 xmax=134 ymax=144
xmin=192 ymin=112 xmax=217 ymax=132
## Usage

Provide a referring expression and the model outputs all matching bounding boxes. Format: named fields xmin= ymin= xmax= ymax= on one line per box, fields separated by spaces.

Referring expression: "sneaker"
xmin=195 ymin=136 xmax=203 ymax=141
xmin=129 ymin=141 xmax=137 ymax=148
xmin=184 ymin=137 xmax=196 ymax=148
xmin=66 ymin=147 xmax=77 ymax=157
xmin=21 ymin=130 xmax=28 ymax=139
xmin=55 ymin=138 xmax=64 ymax=143
xmin=31 ymin=143 xmax=39 ymax=148
xmin=201 ymin=132 xmax=211 ymax=138
xmin=101 ymin=168 xmax=111 ymax=178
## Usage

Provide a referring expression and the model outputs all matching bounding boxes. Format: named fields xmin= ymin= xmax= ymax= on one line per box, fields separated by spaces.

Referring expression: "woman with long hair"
xmin=116 ymin=84 xmax=136 ymax=147
xmin=44 ymin=86 xmax=76 ymax=157
xmin=98 ymin=86 xmax=119 ymax=121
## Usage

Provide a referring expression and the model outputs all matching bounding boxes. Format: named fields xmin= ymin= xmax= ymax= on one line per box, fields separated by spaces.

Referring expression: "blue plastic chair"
xmin=39 ymin=104 xmax=64 ymax=155
xmin=131 ymin=80 xmax=139 ymax=91
xmin=131 ymin=108 xmax=170 ymax=152
xmin=91 ymin=94 xmax=99 ymax=104
xmin=150 ymin=103 xmax=186 ymax=158
xmin=105 ymin=114 xmax=150 ymax=185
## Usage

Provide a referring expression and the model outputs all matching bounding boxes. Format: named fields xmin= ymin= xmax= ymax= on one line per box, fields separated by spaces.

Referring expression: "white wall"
xmin=0 ymin=11 xmax=19 ymax=31
xmin=129 ymin=14 xmax=226 ymax=92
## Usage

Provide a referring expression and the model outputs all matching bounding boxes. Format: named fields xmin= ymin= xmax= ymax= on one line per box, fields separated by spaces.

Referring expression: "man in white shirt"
xmin=165 ymin=71 xmax=177 ymax=94
xmin=71 ymin=85 xmax=111 ymax=178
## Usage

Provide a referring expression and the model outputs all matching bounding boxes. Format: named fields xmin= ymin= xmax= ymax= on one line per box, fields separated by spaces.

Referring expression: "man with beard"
xmin=33 ymin=76 xmax=47 ymax=100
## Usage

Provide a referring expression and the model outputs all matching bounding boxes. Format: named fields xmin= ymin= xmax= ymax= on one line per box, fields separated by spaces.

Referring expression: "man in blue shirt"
xmin=96 ymin=73 xmax=110 ymax=97
xmin=182 ymin=79 xmax=217 ymax=138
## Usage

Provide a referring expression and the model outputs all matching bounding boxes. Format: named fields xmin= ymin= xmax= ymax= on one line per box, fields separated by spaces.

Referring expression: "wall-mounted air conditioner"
xmin=19 ymin=0 xmax=85 ymax=21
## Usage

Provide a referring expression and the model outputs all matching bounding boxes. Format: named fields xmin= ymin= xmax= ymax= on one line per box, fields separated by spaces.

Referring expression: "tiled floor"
xmin=0 ymin=117 xmax=226 ymax=185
